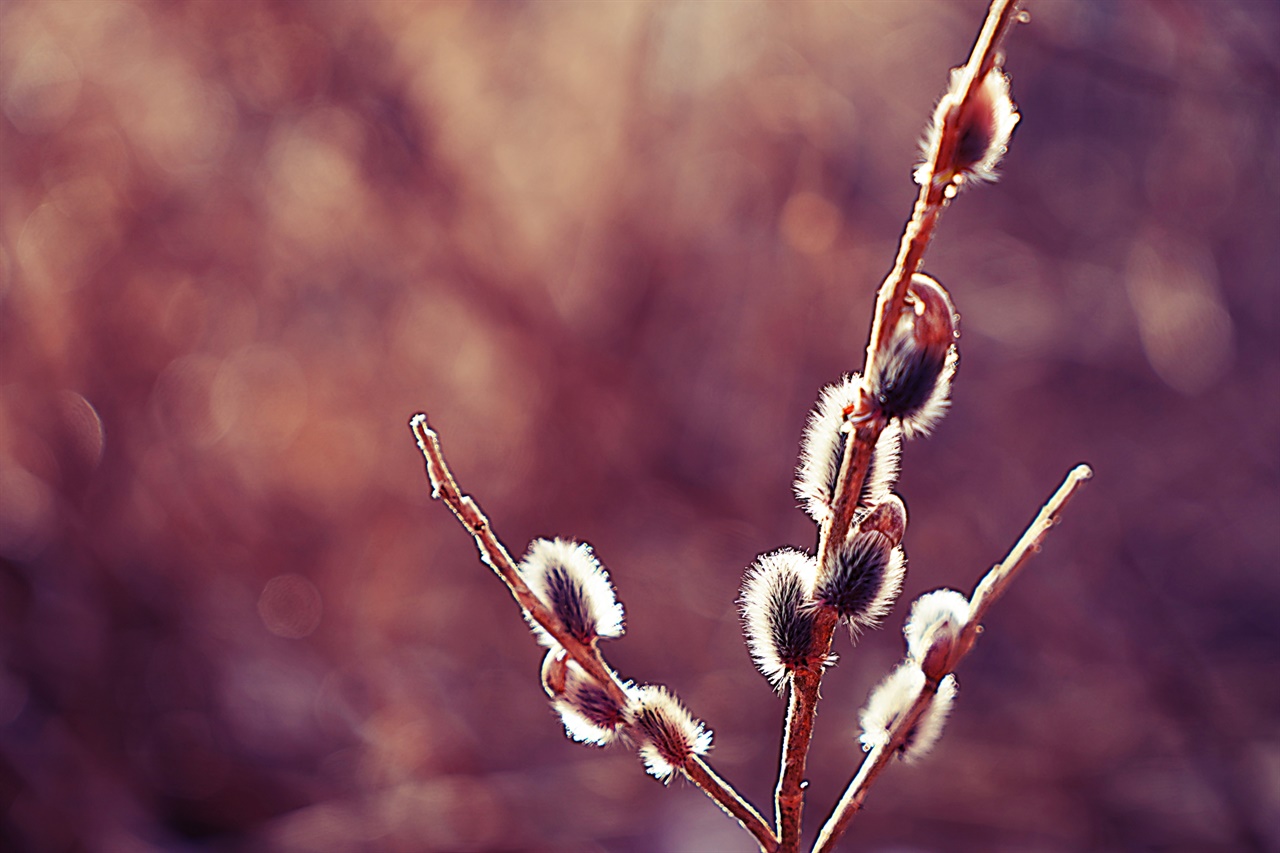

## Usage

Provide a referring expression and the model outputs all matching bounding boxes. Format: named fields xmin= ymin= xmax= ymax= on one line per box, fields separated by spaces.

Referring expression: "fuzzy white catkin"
xmin=518 ymin=538 xmax=624 ymax=647
xmin=860 ymin=663 xmax=925 ymax=751
xmin=902 ymin=674 xmax=957 ymax=763
xmin=795 ymin=375 xmax=902 ymax=523
xmin=859 ymin=663 xmax=958 ymax=763
xmin=915 ymin=66 xmax=1020 ymax=188
xmin=629 ymin=686 xmax=713 ymax=782
xmin=739 ymin=548 xmax=819 ymax=689
xmin=904 ymin=588 xmax=970 ymax=664
xmin=553 ymin=660 xmax=636 ymax=746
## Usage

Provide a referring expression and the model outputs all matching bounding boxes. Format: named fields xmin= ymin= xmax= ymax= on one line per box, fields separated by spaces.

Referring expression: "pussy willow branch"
xmin=410 ymin=414 xmax=628 ymax=706
xmin=774 ymin=2 xmax=1023 ymax=849
xmin=812 ymin=464 xmax=1093 ymax=853
xmin=409 ymin=413 xmax=779 ymax=853
xmin=863 ymin=0 xmax=1022 ymax=374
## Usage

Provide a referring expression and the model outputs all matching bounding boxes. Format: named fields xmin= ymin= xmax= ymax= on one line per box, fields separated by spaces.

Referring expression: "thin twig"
xmin=685 ymin=756 xmax=780 ymax=853
xmin=410 ymin=412 xmax=780 ymax=852
xmin=961 ymin=464 xmax=1094 ymax=657
xmin=410 ymin=413 xmax=629 ymax=706
xmin=811 ymin=464 xmax=1093 ymax=853
xmin=773 ymin=3 xmax=1023 ymax=849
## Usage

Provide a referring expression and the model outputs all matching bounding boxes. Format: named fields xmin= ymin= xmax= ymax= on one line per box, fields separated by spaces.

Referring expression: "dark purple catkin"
xmin=814 ymin=497 xmax=907 ymax=632
xmin=627 ymin=686 xmax=712 ymax=782
xmin=547 ymin=655 xmax=636 ymax=746
xmin=866 ymin=273 xmax=958 ymax=438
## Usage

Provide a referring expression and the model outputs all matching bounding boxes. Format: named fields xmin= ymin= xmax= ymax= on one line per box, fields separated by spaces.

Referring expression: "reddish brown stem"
xmin=865 ymin=0 xmax=1022 ymax=376
xmin=774 ymin=610 xmax=838 ymax=846
xmin=685 ymin=756 xmax=779 ymax=853
xmin=773 ymin=3 xmax=1024 ymax=850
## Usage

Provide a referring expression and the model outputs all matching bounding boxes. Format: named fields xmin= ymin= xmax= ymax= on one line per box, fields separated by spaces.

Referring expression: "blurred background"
xmin=1 ymin=0 xmax=1277 ymax=850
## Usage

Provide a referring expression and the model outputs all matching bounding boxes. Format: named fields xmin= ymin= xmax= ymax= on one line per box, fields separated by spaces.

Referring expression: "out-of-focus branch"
xmin=962 ymin=464 xmax=1094 ymax=656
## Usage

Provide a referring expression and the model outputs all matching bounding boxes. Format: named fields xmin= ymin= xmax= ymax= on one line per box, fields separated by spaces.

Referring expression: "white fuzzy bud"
xmin=518 ymin=538 xmax=624 ymax=647
xmin=904 ymin=589 xmax=970 ymax=680
xmin=739 ymin=548 xmax=820 ymax=690
xmin=795 ymin=375 xmax=902 ymax=523
xmin=628 ymin=686 xmax=712 ymax=782
xmin=859 ymin=662 xmax=958 ymax=764
xmin=902 ymin=674 xmax=957 ymax=764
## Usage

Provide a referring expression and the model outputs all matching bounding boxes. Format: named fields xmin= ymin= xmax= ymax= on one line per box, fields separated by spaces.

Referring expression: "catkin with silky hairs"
xmin=740 ymin=548 xmax=820 ymax=690
xmin=518 ymin=538 xmax=624 ymax=647
xmin=796 ymin=375 xmax=902 ymax=523
xmin=814 ymin=497 xmax=907 ymax=632
xmin=628 ymin=686 xmax=713 ymax=782
xmin=866 ymin=273 xmax=958 ymax=438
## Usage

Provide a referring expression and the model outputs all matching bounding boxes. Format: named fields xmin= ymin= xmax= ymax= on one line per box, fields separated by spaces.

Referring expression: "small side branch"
xmin=410 ymin=413 xmax=630 ymax=707
xmin=685 ymin=756 xmax=780 ymax=853
xmin=811 ymin=464 xmax=1093 ymax=853
xmin=410 ymin=413 xmax=780 ymax=852
xmin=961 ymin=464 xmax=1094 ymax=657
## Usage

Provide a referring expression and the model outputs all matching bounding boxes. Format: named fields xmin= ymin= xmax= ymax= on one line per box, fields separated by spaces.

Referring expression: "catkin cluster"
xmin=740 ymin=270 xmax=963 ymax=758
xmin=735 ymin=58 xmax=1020 ymax=767
xmin=522 ymin=53 xmax=1021 ymax=777
xmin=518 ymin=538 xmax=711 ymax=782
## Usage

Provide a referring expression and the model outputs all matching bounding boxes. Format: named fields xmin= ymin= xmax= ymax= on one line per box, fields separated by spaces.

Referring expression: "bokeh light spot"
xmin=780 ymin=190 xmax=842 ymax=256
xmin=258 ymin=574 xmax=323 ymax=639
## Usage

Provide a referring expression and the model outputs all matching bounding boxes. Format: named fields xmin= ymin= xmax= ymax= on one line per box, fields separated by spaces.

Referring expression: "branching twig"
xmin=411 ymin=3 xmax=1084 ymax=851
xmin=811 ymin=464 xmax=1093 ymax=853
xmin=773 ymin=3 xmax=1024 ymax=849
xmin=409 ymin=413 xmax=780 ymax=852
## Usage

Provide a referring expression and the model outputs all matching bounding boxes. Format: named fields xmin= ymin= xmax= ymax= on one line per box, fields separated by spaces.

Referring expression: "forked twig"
xmin=409 ymin=413 xmax=779 ymax=853
xmin=411 ymin=2 xmax=1085 ymax=850
xmin=774 ymin=2 xmax=1024 ymax=848
xmin=811 ymin=464 xmax=1093 ymax=853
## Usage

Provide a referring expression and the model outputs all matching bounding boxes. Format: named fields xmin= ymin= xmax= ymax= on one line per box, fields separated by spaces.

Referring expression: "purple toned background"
xmin=2 ymin=1 xmax=1277 ymax=850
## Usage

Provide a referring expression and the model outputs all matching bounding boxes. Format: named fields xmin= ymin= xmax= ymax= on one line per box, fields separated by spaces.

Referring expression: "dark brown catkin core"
xmin=868 ymin=273 xmax=957 ymax=432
